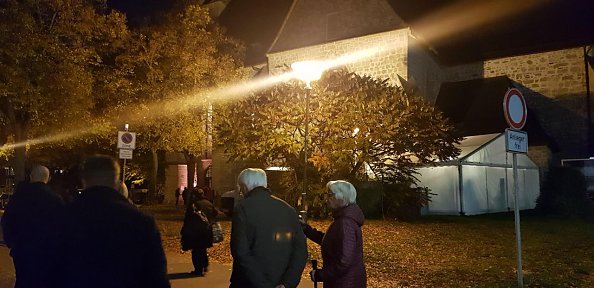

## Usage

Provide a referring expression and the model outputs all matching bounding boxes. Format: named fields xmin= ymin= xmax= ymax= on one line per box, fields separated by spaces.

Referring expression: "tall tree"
xmin=117 ymin=3 xmax=244 ymax=199
xmin=217 ymin=70 xmax=461 ymax=201
xmin=0 ymin=0 xmax=129 ymax=182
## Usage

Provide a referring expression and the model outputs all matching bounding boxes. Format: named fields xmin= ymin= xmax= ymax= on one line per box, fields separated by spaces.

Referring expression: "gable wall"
xmin=267 ymin=29 xmax=410 ymax=86
xmin=443 ymin=48 xmax=589 ymax=162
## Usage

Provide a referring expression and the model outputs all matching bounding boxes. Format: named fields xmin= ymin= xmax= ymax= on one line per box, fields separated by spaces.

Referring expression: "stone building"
xmin=208 ymin=0 xmax=594 ymax=195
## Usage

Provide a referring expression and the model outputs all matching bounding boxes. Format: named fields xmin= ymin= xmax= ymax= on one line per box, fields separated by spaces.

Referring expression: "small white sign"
xmin=117 ymin=131 xmax=136 ymax=149
xmin=119 ymin=149 xmax=133 ymax=160
xmin=505 ymin=129 xmax=528 ymax=153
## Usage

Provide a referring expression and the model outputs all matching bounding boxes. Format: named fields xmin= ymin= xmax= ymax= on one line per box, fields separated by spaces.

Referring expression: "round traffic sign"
xmin=503 ymin=88 xmax=527 ymax=130
xmin=121 ymin=132 xmax=134 ymax=144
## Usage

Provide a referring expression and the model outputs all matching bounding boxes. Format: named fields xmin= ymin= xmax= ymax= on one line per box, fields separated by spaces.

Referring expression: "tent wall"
xmin=418 ymin=166 xmax=460 ymax=215
xmin=417 ymin=134 xmax=541 ymax=216
xmin=459 ymin=165 xmax=539 ymax=215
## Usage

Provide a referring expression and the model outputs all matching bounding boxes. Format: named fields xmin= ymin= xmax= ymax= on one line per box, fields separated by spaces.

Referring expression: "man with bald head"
xmin=54 ymin=155 xmax=170 ymax=288
xmin=1 ymin=165 xmax=65 ymax=288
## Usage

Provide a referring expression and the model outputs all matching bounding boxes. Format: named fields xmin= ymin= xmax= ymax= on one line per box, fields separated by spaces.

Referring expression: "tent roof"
xmin=435 ymin=76 xmax=557 ymax=149
xmin=457 ymin=133 xmax=500 ymax=159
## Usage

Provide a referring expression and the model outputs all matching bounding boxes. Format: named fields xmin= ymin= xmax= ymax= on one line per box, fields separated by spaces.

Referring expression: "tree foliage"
xmin=217 ymin=69 xmax=460 ymax=188
xmin=114 ymin=3 xmax=244 ymax=194
xmin=0 ymin=0 xmax=130 ymax=181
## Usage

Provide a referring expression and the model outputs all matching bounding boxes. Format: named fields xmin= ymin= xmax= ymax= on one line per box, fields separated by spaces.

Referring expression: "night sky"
xmin=106 ymin=0 xmax=594 ymax=64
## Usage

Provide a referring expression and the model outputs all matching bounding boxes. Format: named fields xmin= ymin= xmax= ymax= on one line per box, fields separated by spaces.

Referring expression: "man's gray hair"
xmin=237 ymin=168 xmax=267 ymax=193
xmin=327 ymin=180 xmax=357 ymax=207
xmin=30 ymin=165 xmax=50 ymax=184
xmin=82 ymin=155 xmax=120 ymax=189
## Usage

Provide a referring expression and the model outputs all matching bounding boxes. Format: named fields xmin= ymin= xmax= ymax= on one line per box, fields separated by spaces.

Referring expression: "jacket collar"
xmin=246 ymin=186 xmax=271 ymax=198
xmin=332 ymin=204 xmax=365 ymax=226
xmin=81 ymin=185 xmax=128 ymax=203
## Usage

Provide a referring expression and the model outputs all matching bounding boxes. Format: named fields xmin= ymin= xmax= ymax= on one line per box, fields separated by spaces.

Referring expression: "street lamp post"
xmin=291 ymin=60 xmax=325 ymax=222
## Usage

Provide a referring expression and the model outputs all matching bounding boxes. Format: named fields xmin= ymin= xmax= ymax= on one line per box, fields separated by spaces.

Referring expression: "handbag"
xmin=211 ymin=222 xmax=224 ymax=243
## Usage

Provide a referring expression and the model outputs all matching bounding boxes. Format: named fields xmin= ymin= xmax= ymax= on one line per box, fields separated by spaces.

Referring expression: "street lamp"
xmin=291 ymin=60 xmax=325 ymax=221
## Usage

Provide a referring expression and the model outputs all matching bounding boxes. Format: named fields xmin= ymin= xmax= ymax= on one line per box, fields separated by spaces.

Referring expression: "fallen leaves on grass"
xmin=149 ymin=206 xmax=594 ymax=287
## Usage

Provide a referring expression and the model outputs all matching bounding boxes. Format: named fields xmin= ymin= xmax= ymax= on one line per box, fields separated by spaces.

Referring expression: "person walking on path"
xmin=181 ymin=187 xmax=222 ymax=276
xmin=230 ymin=168 xmax=307 ymax=288
xmin=54 ymin=155 xmax=170 ymax=288
xmin=301 ymin=180 xmax=367 ymax=288
xmin=182 ymin=187 xmax=189 ymax=206
xmin=1 ymin=165 xmax=64 ymax=288
xmin=175 ymin=188 xmax=181 ymax=208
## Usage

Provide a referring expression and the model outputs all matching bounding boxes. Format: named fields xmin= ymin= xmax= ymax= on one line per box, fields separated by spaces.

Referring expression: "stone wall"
xmin=443 ymin=48 xmax=589 ymax=162
xmin=267 ymin=29 xmax=411 ymax=86
xmin=407 ymin=35 xmax=444 ymax=102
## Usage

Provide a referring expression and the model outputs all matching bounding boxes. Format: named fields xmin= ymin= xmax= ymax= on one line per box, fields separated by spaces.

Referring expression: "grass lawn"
xmin=144 ymin=205 xmax=594 ymax=287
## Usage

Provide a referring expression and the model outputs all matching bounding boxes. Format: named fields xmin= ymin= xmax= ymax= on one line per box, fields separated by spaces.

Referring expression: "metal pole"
xmin=513 ymin=152 xmax=524 ymax=287
xmin=302 ymin=86 xmax=311 ymax=218
xmin=122 ymin=124 xmax=129 ymax=185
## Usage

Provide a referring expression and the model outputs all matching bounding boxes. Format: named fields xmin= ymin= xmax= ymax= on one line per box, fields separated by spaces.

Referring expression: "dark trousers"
xmin=191 ymin=247 xmax=208 ymax=272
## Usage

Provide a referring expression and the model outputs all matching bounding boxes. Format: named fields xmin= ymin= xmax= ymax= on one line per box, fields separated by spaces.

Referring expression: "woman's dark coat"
xmin=181 ymin=194 xmax=219 ymax=250
xmin=304 ymin=204 xmax=367 ymax=288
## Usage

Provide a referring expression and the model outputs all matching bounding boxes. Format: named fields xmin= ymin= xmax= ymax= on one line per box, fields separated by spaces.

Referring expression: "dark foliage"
xmin=536 ymin=167 xmax=594 ymax=218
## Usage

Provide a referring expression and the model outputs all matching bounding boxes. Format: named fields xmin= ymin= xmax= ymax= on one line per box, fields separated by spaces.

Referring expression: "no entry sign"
xmin=503 ymin=88 xmax=527 ymax=130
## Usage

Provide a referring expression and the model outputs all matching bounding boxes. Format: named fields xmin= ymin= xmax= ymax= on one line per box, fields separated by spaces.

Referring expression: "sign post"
xmin=117 ymin=124 xmax=136 ymax=184
xmin=503 ymin=88 xmax=528 ymax=287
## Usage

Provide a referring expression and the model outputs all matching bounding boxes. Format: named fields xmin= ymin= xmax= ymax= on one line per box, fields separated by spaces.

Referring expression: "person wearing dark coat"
xmin=181 ymin=187 xmax=221 ymax=276
xmin=53 ymin=155 xmax=170 ymax=288
xmin=230 ymin=168 xmax=308 ymax=288
xmin=1 ymin=165 xmax=64 ymax=288
xmin=302 ymin=180 xmax=367 ymax=288
xmin=175 ymin=188 xmax=181 ymax=207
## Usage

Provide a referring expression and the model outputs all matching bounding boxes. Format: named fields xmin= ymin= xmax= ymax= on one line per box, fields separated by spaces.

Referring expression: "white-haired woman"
xmin=302 ymin=180 xmax=367 ymax=288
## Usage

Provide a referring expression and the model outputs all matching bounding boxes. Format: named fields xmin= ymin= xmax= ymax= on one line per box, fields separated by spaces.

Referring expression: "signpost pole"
xmin=503 ymin=88 xmax=527 ymax=288
xmin=122 ymin=124 xmax=129 ymax=184
xmin=512 ymin=152 xmax=523 ymax=287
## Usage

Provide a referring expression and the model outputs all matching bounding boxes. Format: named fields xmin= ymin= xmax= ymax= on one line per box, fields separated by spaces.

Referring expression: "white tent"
xmin=418 ymin=133 xmax=540 ymax=216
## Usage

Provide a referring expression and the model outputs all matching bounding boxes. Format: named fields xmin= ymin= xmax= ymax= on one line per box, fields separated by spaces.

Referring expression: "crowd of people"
xmin=1 ymin=156 xmax=367 ymax=288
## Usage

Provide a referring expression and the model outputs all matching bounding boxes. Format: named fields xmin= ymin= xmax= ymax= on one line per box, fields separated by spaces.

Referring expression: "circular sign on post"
xmin=121 ymin=132 xmax=134 ymax=144
xmin=503 ymin=88 xmax=527 ymax=130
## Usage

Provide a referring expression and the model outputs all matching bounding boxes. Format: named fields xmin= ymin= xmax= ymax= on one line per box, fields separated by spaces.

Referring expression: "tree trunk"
xmin=184 ymin=152 xmax=197 ymax=191
xmin=147 ymin=148 xmax=158 ymax=204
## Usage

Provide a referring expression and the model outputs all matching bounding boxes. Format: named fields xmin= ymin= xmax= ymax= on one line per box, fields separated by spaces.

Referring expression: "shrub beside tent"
xmin=417 ymin=133 xmax=540 ymax=216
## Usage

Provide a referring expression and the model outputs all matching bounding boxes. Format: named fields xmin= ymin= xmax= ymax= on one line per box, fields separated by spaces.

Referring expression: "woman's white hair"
xmin=237 ymin=168 xmax=267 ymax=193
xmin=327 ymin=180 xmax=357 ymax=206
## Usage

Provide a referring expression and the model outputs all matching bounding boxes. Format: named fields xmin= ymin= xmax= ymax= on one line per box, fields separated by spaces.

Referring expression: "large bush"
xmin=536 ymin=167 xmax=594 ymax=218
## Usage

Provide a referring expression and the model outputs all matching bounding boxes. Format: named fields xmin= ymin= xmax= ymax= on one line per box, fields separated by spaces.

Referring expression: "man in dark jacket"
xmin=230 ymin=168 xmax=308 ymax=288
xmin=54 ymin=155 xmax=170 ymax=288
xmin=1 ymin=165 xmax=64 ymax=288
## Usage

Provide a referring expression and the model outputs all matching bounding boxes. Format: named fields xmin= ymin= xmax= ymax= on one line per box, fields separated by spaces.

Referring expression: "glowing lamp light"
xmin=291 ymin=60 xmax=325 ymax=88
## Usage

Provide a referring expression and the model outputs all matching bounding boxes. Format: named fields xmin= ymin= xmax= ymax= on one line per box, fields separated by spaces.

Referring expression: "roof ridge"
xmin=266 ymin=0 xmax=299 ymax=55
